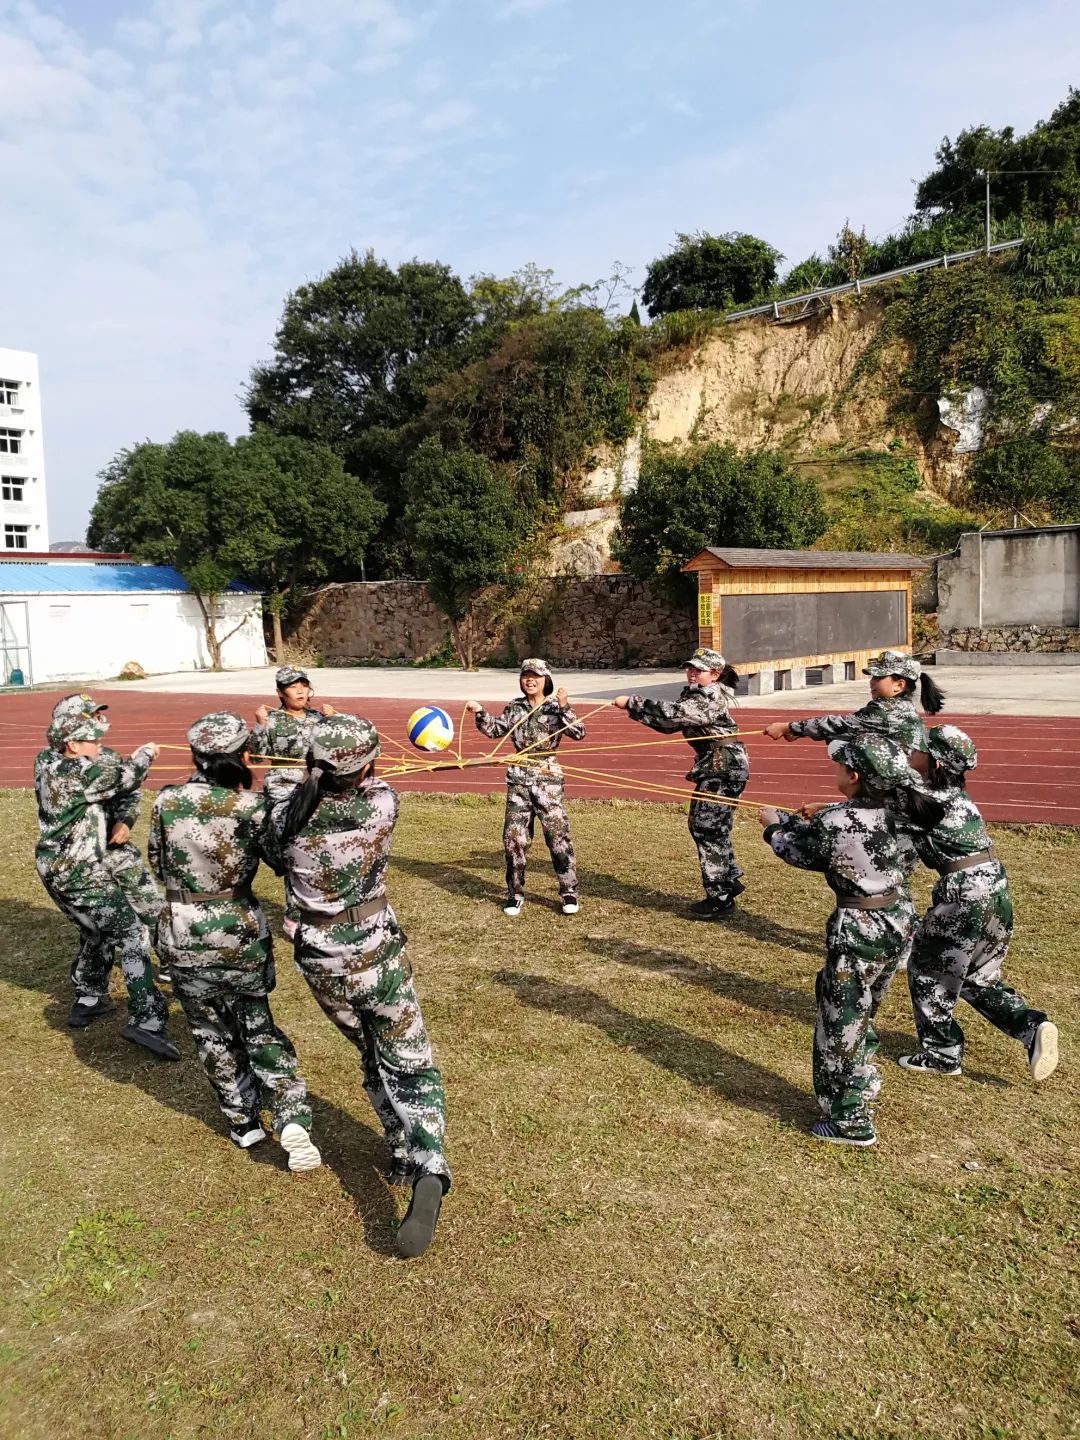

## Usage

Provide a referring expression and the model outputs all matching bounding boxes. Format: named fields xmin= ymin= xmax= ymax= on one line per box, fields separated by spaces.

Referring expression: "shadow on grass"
xmin=494 ymin=969 xmax=817 ymax=1125
xmin=394 ymin=848 xmax=824 ymax=952
xmin=0 ymin=898 xmax=400 ymax=1254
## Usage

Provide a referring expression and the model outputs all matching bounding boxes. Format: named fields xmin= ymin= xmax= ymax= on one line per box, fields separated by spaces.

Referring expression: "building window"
xmin=1 ymin=479 xmax=24 ymax=502
xmin=4 ymin=524 xmax=29 ymax=549
xmin=0 ymin=429 xmax=22 ymax=455
xmin=0 ymin=380 xmax=20 ymax=408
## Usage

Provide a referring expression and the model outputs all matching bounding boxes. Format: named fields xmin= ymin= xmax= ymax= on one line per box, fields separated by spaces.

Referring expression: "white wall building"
xmin=0 ymin=348 xmax=49 ymax=553
xmin=0 ymin=557 xmax=266 ymax=686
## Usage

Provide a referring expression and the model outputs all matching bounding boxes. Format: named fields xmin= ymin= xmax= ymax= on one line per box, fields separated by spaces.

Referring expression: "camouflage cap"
xmin=828 ymin=734 xmax=921 ymax=791
xmin=53 ymin=715 xmax=110 ymax=746
xmin=276 ymin=664 xmax=310 ymax=688
xmin=519 ymin=658 xmax=551 ymax=679
xmin=311 ymin=713 xmax=381 ymax=775
xmin=684 ymin=647 xmax=725 ymax=672
xmin=186 ymin=711 xmax=251 ymax=756
xmin=927 ymin=724 xmax=978 ymax=774
xmin=863 ymin=649 xmax=921 ymax=681
xmin=48 ymin=693 xmax=110 ymax=747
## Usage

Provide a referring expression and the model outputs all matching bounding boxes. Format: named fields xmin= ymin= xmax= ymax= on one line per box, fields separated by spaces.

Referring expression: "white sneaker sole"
xmin=898 ymin=1055 xmax=962 ymax=1077
xmin=230 ymin=1126 xmax=267 ymax=1150
xmin=561 ymin=903 xmax=579 ymax=915
xmin=280 ymin=1123 xmax=322 ymax=1172
xmin=1029 ymin=1022 xmax=1059 ymax=1082
xmin=503 ymin=899 xmax=524 ymax=917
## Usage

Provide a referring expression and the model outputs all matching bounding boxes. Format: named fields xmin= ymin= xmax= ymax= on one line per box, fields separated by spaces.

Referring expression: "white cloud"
xmin=496 ymin=0 xmax=568 ymax=18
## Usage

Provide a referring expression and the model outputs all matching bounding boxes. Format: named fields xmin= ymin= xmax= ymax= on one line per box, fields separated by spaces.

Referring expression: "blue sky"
xmin=2 ymin=0 xmax=1077 ymax=539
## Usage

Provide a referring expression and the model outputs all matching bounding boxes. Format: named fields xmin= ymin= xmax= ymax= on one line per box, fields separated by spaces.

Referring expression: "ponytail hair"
xmin=718 ymin=664 xmax=739 ymax=691
xmin=903 ymin=786 xmax=946 ymax=831
xmin=904 ymin=673 xmax=945 ymax=714
xmin=276 ymin=759 xmax=375 ymax=845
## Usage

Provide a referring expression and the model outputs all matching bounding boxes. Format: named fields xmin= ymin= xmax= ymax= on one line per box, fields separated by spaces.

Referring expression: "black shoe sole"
xmin=120 ymin=1024 xmax=181 ymax=1061
xmin=68 ymin=999 xmax=117 ymax=1028
xmin=398 ymin=1174 xmax=443 ymax=1258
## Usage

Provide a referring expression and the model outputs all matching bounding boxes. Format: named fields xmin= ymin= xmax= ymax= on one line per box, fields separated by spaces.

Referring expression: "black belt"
xmin=166 ymin=886 xmax=248 ymax=904
xmin=836 ymin=889 xmax=902 ymax=911
xmin=298 ymin=897 xmax=387 ymax=929
xmin=939 ymin=850 xmax=994 ymax=875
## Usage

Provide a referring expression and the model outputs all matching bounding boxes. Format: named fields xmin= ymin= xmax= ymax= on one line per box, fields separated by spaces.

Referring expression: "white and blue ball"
xmin=407 ymin=705 xmax=454 ymax=752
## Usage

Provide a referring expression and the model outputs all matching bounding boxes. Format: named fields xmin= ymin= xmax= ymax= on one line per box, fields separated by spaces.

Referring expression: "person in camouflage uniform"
xmin=34 ymin=694 xmax=177 ymax=1059
xmin=759 ymin=734 xmax=944 ymax=1146
xmin=614 ymin=648 xmax=749 ymax=918
xmin=251 ymin=664 xmax=338 ymax=761
xmin=264 ymin=713 xmax=450 ymax=1258
xmin=466 ymin=659 xmax=585 ymax=916
xmin=898 ymin=725 xmax=1059 ymax=1081
xmin=149 ymin=712 xmax=321 ymax=1166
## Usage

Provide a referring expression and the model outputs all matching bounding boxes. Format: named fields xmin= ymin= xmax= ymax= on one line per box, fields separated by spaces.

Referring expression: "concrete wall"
xmin=3 ymin=590 xmax=265 ymax=684
xmin=937 ymin=528 xmax=1080 ymax=631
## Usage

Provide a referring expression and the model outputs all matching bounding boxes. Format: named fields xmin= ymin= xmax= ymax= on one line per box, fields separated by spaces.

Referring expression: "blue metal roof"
xmin=0 ymin=563 xmax=258 ymax=594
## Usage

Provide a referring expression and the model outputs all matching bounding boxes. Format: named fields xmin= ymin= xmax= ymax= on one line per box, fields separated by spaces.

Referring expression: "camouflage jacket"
xmin=907 ymin=784 xmax=993 ymax=871
xmin=148 ymin=776 xmax=269 ymax=965
xmin=251 ymin=707 xmax=321 ymax=760
xmin=263 ymin=774 xmax=398 ymax=917
xmin=626 ymin=682 xmax=746 ymax=780
xmin=764 ymin=800 xmax=905 ymax=901
xmin=789 ymin=694 xmax=928 ymax=753
xmin=34 ymin=744 xmax=154 ymax=894
xmin=475 ymin=697 xmax=585 ymax=779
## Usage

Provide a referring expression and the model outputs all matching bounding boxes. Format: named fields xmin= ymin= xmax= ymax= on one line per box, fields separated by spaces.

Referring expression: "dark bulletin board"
xmin=719 ymin=591 xmax=906 ymax=664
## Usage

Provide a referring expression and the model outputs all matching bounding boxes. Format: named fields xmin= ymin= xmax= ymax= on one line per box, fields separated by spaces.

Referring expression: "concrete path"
xmin=104 ymin=662 xmax=1080 ymax=716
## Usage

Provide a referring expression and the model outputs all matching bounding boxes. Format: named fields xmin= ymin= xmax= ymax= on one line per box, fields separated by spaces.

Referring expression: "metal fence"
xmin=724 ymin=238 xmax=1024 ymax=325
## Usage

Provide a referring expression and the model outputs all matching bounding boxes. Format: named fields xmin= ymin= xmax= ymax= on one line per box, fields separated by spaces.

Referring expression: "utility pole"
xmin=983 ymin=169 xmax=991 ymax=253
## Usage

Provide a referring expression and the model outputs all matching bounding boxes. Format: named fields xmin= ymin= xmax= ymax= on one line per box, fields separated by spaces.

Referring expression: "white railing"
xmin=724 ymin=238 xmax=1024 ymax=324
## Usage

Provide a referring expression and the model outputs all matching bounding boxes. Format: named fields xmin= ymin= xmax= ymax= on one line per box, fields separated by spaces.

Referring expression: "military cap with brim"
xmin=311 ymin=714 xmax=380 ymax=775
xmin=684 ymin=647 xmax=726 ymax=671
xmin=187 ymin=711 xmax=251 ymax=756
xmin=827 ymin=735 xmax=921 ymax=791
xmin=863 ymin=650 xmax=921 ymax=681
xmin=927 ymin=724 xmax=978 ymax=774
xmin=519 ymin=658 xmax=551 ymax=679
xmin=276 ymin=664 xmax=310 ymax=688
xmin=55 ymin=716 xmax=110 ymax=746
xmin=51 ymin=692 xmax=108 ymax=725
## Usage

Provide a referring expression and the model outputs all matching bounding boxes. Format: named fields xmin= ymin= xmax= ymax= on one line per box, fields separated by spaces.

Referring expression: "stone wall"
xmin=939 ymin=624 xmax=1080 ymax=654
xmin=291 ymin=576 xmax=696 ymax=668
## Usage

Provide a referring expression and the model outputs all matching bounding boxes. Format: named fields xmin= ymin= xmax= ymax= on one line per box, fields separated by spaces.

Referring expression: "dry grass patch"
xmin=0 ymin=792 xmax=1076 ymax=1439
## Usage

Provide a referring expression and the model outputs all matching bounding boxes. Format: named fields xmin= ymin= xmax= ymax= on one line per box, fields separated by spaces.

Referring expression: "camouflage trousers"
xmin=688 ymin=759 xmax=749 ymax=900
xmin=38 ymin=866 xmax=168 ymax=1031
xmin=295 ymin=906 xmax=450 ymax=1187
xmin=814 ymin=900 xmax=916 ymax=1135
xmin=169 ymin=949 xmax=311 ymax=1135
xmin=503 ymin=767 xmax=577 ymax=901
xmin=908 ymin=864 xmax=1045 ymax=1067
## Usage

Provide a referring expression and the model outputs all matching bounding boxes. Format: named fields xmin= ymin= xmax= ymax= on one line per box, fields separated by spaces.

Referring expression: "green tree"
xmin=246 ymin=250 xmax=483 ymax=575
xmin=828 ymin=220 xmax=870 ymax=283
xmin=404 ymin=440 xmax=527 ymax=668
xmin=969 ymin=438 xmax=1080 ymax=518
xmin=612 ymin=442 xmax=827 ymax=599
xmin=641 ymin=232 xmax=782 ymax=316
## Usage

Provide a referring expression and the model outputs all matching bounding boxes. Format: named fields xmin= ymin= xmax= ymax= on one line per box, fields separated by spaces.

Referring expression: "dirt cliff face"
xmin=581 ymin=293 xmax=969 ymax=508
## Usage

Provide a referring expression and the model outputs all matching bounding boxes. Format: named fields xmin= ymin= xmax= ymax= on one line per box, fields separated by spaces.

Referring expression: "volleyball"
xmin=407 ymin=705 xmax=454 ymax=752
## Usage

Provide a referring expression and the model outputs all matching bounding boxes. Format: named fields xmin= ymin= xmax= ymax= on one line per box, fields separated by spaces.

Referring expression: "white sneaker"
xmin=280 ymin=1122 xmax=322 ymax=1172
xmin=503 ymin=896 xmax=524 ymax=917
xmin=560 ymin=897 xmax=579 ymax=915
xmin=230 ymin=1125 xmax=267 ymax=1150
xmin=1029 ymin=1022 xmax=1059 ymax=1082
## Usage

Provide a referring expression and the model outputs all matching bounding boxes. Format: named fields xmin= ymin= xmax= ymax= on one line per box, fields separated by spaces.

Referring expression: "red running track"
xmin=1 ymin=688 xmax=1078 ymax=825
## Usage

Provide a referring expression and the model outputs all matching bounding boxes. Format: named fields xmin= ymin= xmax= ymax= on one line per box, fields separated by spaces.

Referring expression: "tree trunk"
xmin=271 ymin=607 xmax=284 ymax=660
xmin=194 ymin=592 xmax=224 ymax=670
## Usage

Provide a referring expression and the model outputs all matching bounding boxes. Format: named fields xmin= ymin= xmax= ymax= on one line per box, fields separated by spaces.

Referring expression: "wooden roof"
xmin=682 ymin=547 xmax=928 ymax=573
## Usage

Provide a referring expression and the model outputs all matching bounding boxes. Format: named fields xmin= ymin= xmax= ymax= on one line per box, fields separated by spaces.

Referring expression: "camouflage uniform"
xmin=905 ymin=726 xmax=1048 ymax=1071
xmin=263 ymin=715 xmax=450 ymax=1188
xmin=250 ymin=664 xmax=323 ymax=761
xmin=149 ymin=712 xmax=312 ymax=1137
xmin=764 ymin=736 xmax=920 ymax=1139
xmin=788 ymin=652 xmax=930 ymax=893
xmin=100 ymin=755 xmax=166 ymax=934
xmin=474 ymin=660 xmax=585 ymax=904
xmin=626 ymin=650 xmax=748 ymax=901
xmin=34 ymin=698 xmax=168 ymax=1032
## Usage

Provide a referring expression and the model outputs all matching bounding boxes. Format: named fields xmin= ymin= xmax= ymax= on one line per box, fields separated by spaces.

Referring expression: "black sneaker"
xmin=898 ymin=1052 xmax=962 ymax=1077
xmin=120 ymin=1023 xmax=180 ymax=1061
xmin=809 ymin=1119 xmax=876 ymax=1148
xmin=727 ymin=879 xmax=746 ymax=898
xmin=230 ymin=1124 xmax=267 ymax=1150
xmin=560 ymin=896 xmax=579 ymax=915
xmin=688 ymin=895 xmax=735 ymax=918
xmin=68 ymin=996 xmax=116 ymax=1028
xmin=387 ymin=1160 xmax=413 ymax=1188
xmin=398 ymin=1174 xmax=444 ymax=1258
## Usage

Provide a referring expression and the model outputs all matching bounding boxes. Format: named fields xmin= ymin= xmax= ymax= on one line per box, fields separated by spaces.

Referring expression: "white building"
xmin=0 ymin=556 xmax=266 ymax=686
xmin=0 ymin=347 xmax=49 ymax=553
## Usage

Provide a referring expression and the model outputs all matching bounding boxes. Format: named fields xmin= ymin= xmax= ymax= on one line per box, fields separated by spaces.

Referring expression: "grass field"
xmin=0 ymin=791 xmax=1076 ymax=1440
